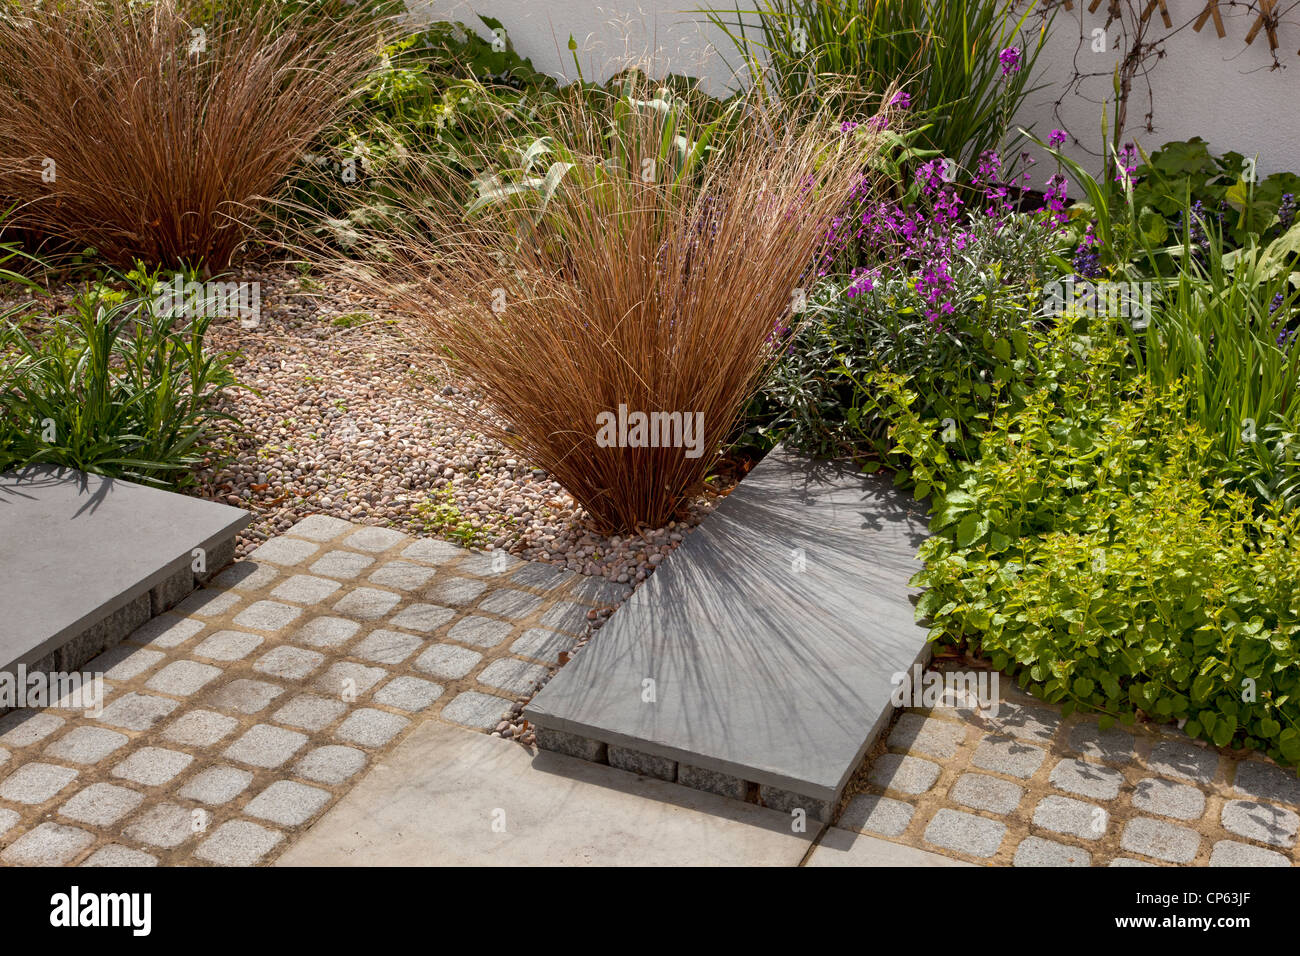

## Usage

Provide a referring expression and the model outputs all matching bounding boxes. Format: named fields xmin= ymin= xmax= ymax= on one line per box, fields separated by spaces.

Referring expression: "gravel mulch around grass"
xmin=189 ymin=267 xmax=725 ymax=584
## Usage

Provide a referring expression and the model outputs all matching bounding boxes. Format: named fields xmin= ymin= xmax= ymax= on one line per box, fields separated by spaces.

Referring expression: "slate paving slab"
xmin=1 ymin=466 xmax=248 ymax=674
xmin=525 ymin=446 xmax=933 ymax=808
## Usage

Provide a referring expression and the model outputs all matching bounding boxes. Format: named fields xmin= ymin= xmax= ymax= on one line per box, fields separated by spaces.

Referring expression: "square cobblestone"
xmin=414 ymin=644 xmax=483 ymax=680
xmin=1148 ymin=739 xmax=1219 ymax=784
xmin=537 ymin=600 xmax=589 ymax=634
xmin=233 ymin=600 xmax=303 ymax=633
xmin=950 ymin=773 xmax=1023 ymax=814
xmin=0 ymin=710 xmax=65 ymax=747
xmin=1133 ymin=777 xmax=1206 ymax=820
xmin=1014 ymin=836 xmax=1091 ymax=867
xmin=510 ymin=628 xmax=576 ymax=664
xmin=309 ymin=550 xmax=375 ymax=579
xmin=336 ymin=708 xmax=409 ymax=748
xmin=423 ymin=576 xmax=487 ymax=606
xmin=476 ymin=658 xmax=547 ymax=696
xmin=294 ymin=745 xmax=367 ymax=784
xmin=1121 ymin=816 xmax=1201 ymax=863
xmin=837 ymin=794 xmax=914 ymax=837
xmin=272 ymin=694 xmax=348 ymax=732
xmin=179 ymin=765 xmax=255 ymax=805
xmin=253 ymin=645 xmax=325 ymax=680
xmin=1209 ymin=839 xmax=1291 ymax=867
xmin=194 ymin=820 xmax=284 ymax=866
xmin=446 ymin=615 xmax=513 ymax=649
xmin=440 ymin=691 xmax=512 ymax=730
xmin=224 ymin=724 xmax=308 ymax=769
xmin=1050 ymin=757 xmax=1124 ymax=800
xmin=343 ymin=526 xmax=407 ymax=552
xmin=352 ymin=628 xmax=423 ymax=665
xmin=174 ymin=589 xmax=241 ymax=618
xmin=207 ymin=679 xmax=285 ymax=715
xmin=250 ymin=536 xmax=321 ymax=566
xmin=458 ymin=551 xmax=522 ymax=576
xmin=1068 ymin=721 xmax=1137 ymax=764
xmin=112 ymin=746 xmax=193 ymax=786
xmin=373 ymin=677 xmax=444 ymax=713
xmin=888 ymin=713 xmax=967 ymax=760
xmin=510 ymin=562 xmax=577 ymax=591
xmin=213 ymin=560 xmax=279 ymax=591
xmin=1234 ymin=760 xmax=1300 ymax=808
xmin=0 ymin=763 xmax=78 ymax=804
xmin=332 ymin=587 xmax=400 ymax=620
xmin=45 ymin=726 xmax=129 ymax=764
xmin=129 ymin=615 xmax=203 ymax=649
xmin=1221 ymin=799 xmax=1298 ymax=848
xmin=95 ymin=693 xmax=179 ymax=731
xmin=146 ymin=659 xmax=224 ymax=695
xmin=314 ymin=662 xmax=387 ymax=699
xmin=59 ymin=783 xmax=143 ymax=826
xmin=923 ymin=808 xmax=1006 ymax=858
xmin=287 ymin=514 xmax=353 ymax=542
xmin=81 ymin=845 xmax=158 ymax=867
xmin=401 ymin=539 xmax=466 ymax=565
xmin=293 ymin=616 xmax=360 ymax=648
xmin=388 ymin=603 xmax=456 ymax=634
xmin=368 ymin=561 xmax=436 ymax=591
xmin=270 ymin=574 xmax=342 ymax=605
xmin=88 ymin=645 xmax=165 ymax=682
xmin=162 ymin=709 xmax=239 ymax=747
xmin=0 ymin=822 xmax=93 ymax=865
xmin=477 ymin=588 xmax=543 ymax=620
xmin=971 ymin=735 xmax=1046 ymax=779
xmin=244 ymin=780 xmax=331 ymax=826
xmin=1033 ymin=794 xmax=1109 ymax=840
xmin=123 ymin=803 xmax=195 ymax=850
xmin=979 ymin=700 xmax=1061 ymax=744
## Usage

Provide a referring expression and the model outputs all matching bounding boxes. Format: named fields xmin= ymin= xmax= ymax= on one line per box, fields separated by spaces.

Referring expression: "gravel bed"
xmin=194 ymin=267 xmax=724 ymax=580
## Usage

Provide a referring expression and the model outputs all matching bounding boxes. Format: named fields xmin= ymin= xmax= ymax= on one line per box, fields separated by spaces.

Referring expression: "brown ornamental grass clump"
xmin=0 ymin=0 xmax=378 ymax=269
xmin=312 ymin=76 xmax=897 ymax=532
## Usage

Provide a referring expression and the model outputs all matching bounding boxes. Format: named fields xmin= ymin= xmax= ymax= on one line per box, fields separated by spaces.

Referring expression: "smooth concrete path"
xmin=807 ymin=827 xmax=976 ymax=867
xmin=278 ymin=720 xmax=817 ymax=866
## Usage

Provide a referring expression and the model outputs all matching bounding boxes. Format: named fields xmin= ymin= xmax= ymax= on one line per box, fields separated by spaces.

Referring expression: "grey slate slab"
xmin=524 ymin=446 xmax=932 ymax=804
xmin=0 ymin=466 xmax=250 ymax=671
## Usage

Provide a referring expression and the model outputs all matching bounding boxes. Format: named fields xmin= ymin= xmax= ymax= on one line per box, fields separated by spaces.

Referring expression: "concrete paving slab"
xmin=1 ymin=466 xmax=249 ymax=672
xmin=806 ymin=827 xmax=978 ymax=867
xmin=278 ymin=720 xmax=814 ymax=866
xmin=524 ymin=446 xmax=932 ymax=805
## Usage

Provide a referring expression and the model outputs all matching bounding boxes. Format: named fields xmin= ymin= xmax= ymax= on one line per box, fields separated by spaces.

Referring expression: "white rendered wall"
xmin=405 ymin=1 xmax=1300 ymax=178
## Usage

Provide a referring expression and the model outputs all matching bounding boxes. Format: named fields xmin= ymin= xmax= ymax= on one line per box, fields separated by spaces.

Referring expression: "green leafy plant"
xmin=877 ymin=323 xmax=1300 ymax=765
xmin=703 ymin=0 xmax=1051 ymax=172
xmin=0 ymin=273 xmax=241 ymax=486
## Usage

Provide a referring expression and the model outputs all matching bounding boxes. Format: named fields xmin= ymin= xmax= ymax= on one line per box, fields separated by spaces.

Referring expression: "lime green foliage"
xmin=877 ymin=323 xmax=1300 ymax=763
xmin=330 ymin=311 xmax=372 ymax=328
xmin=0 ymin=267 xmax=241 ymax=486
xmin=703 ymin=0 xmax=1051 ymax=171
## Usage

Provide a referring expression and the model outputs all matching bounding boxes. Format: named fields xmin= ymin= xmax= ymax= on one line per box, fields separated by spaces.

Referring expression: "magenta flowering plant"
xmin=763 ymin=152 xmax=1065 ymax=460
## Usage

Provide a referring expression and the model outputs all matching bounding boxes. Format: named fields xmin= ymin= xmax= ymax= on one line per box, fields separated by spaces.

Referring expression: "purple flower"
xmin=1279 ymin=193 xmax=1295 ymax=230
xmin=1114 ymin=142 xmax=1138 ymax=185
xmin=889 ymin=90 xmax=912 ymax=110
xmin=999 ymin=46 xmax=1022 ymax=76
xmin=1072 ymin=222 xmax=1102 ymax=279
xmin=1048 ymin=129 xmax=1067 ymax=149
